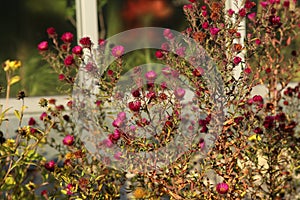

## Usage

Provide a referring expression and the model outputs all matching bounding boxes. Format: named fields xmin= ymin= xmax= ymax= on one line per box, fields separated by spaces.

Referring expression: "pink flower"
xmin=38 ymin=41 xmax=48 ymax=51
xmin=128 ymin=101 xmax=141 ymax=112
xmin=80 ymin=37 xmax=92 ymax=48
xmin=202 ymin=21 xmax=209 ymax=29
xmin=72 ymin=46 xmax=83 ymax=55
xmin=117 ymin=112 xmax=126 ymax=120
xmin=174 ymin=87 xmax=186 ymax=99
xmin=247 ymin=12 xmax=256 ymax=21
xmin=238 ymin=8 xmax=247 ymax=17
xmin=103 ymin=138 xmax=113 ymax=148
xmin=216 ymin=182 xmax=229 ymax=194
xmin=64 ymin=55 xmax=74 ymax=66
xmin=210 ymin=27 xmax=220 ymax=36
xmin=63 ymin=135 xmax=74 ymax=146
xmin=202 ymin=10 xmax=207 ymax=17
xmin=98 ymin=39 xmax=106 ymax=46
xmin=201 ymin=6 xmax=206 ymax=10
xmin=176 ymin=47 xmax=186 ymax=57
xmin=188 ymin=0 xmax=196 ymax=2
xmin=183 ymin=4 xmax=193 ymax=10
xmin=163 ymin=29 xmax=174 ymax=40
xmin=28 ymin=117 xmax=36 ymax=126
xmin=198 ymin=138 xmax=205 ymax=149
xmin=193 ymin=67 xmax=205 ymax=77
xmin=58 ymin=74 xmax=65 ymax=81
xmin=114 ymin=152 xmax=122 ymax=160
xmin=161 ymin=42 xmax=170 ymax=51
xmin=227 ymin=9 xmax=235 ymax=16
xmin=112 ymin=118 xmax=124 ymax=128
xmin=44 ymin=160 xmax=55 ymax=172
xmin=113 ymin=129 xmax=121 ymax=140
xmin=66 ymin=184 xmax=73 ymax=195
xmin=46 ymin=27 xmax=56 ymax=38
xmin=260 ymin=1 xmax=269 ymax=8
xmin=155 ymin=50 xmax=163 ymax=59
xmin=111 ymin=45 xmax=125 ymax=57
xmin=244 ymin=67 xmax=252 ymax=74
xmin=162 ymin=67 xmax=172 ymax=76
xmin=145 ymin=70 xmax=157 ymax=81
xmin=233 ymin=56 xmax=242 ymax=65
xmin=61 ymin=32 xmax=74 ymax=43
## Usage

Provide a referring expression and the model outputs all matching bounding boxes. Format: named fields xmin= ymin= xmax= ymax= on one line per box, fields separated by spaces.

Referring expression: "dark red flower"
xmin=155 ymin=50 xmax=164 ymax=59
xmin=47 ymin=27 xmax=56 ymax=38
xmin=64 ymin=55 xmax=74 ymax=66
xmin=28 ymin=117 xmax=36 ymax=126
xmin=80 ymin=37 xmax=92 ymax=48
xmin=238 ymin=8 xmax=247 ymax=17
xmin=44 ymin=160 xmax=55 ymax=172
xmin=128 ymin=101 xmax=141 ymax=112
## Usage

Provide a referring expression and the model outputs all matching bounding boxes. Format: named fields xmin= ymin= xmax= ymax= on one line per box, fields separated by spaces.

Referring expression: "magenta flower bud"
xmin=72 ymin=45 xmax=83 ymax=55
xmin=244 ymin=67 xmax=252 ymax=74
xmin=63 ymin=135 xmax=74 ymax=146
xmin=155 ymin=50 xmax=164 ymax=59
xmin=216 ymin=182 xmax=229 ymax=194
xmin=128 ymin=101 xmax=141 ymax=112
xmin=61 ymin=32 xmax=74 ymax=43
xmin=38 ymin=41 xmax=48 ymax=51
xmin=28 ymin=117 xmax=36 ymax=126
xmin=145 ymin=70 xmax=157 ymax=81
xmin=98 ymin=39 xmax=106 ymax=46
xmin=58 ymin=74 xmax=65 ymax=81
xmin=202 ymin=10 xmax=208 ymax=17
xmin=174 ymin=87 xmax=186 ymax=99
xmin=40 ymin=112 xmax=48 ymax=120
xmin=117 ymin=112 xmax=126 ymax=120
xmin=161 ymin=42 xmax=170 ymax=51
xmin=113 ymin=129 xmax=121 ymax=140
xmin=255 ymin=39 xmax=262 ymax=45
xmin=111 ymin=45 xmax=125 ymax=57
xmin=247 ymin=12 xmax=256 ymax=21
xmin=227 ymin=9 xmax=235 ymax=16
xmin=44 ymin=160 xmax=55 ymax=172
xmin=233 ymin=56 xmax=242 ymax=65
xmin=112 ymin=117 xmax=123 ymax=128
xmin=210 ymin=27 xmax=220 ymax=36
xmin=260 ymin=1 xmax=269 ymax=8
xmin=198 ymin=138 xmax=205 ymax=149
xmin=283 ymin=0 xmax=290 ymax=7
xmin=163 ymin=29 xmax=174 ymax=40
xmin=202 ymin=21 xmax=209 ymax=29
xmin=46 ymin=27 xmax=56 ymax=37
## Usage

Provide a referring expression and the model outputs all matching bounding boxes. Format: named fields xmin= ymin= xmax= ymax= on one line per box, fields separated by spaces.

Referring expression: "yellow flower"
xmin=65 ymin=152 xmax=73 ymax=159
xmin=3 ymin=139 xmax=15 ymax=148
xmin=3 ymin=60 xmax=21 ymax=72
xmin=133 ymin=187 xmax=147 ymax=199
xmin=248 ymin=134 xmax=261 ymax=141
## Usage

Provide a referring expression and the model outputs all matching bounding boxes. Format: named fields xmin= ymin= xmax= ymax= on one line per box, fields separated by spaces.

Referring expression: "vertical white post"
xmin=76 ymin=0 xmax=99 ymax=44
xmin=225 ymin=0 xmax=246 ymax=80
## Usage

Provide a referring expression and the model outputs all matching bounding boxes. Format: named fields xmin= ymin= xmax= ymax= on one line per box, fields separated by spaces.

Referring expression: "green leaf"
xmin=14 ymin=110 xmax=21 ymax=120
xmin=9 ymin=75 xmax=20 ymax=86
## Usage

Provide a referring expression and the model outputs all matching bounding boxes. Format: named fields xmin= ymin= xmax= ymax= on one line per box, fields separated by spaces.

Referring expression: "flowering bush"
xmin=1 ymin=0 xmax=300 ymax=199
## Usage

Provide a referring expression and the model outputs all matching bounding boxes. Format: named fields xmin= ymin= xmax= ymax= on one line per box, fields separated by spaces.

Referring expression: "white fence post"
xmin=76 ymin=0 xmax=99 ymax=44
xmin=225 ymin=0 xmax=246 ymax=80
